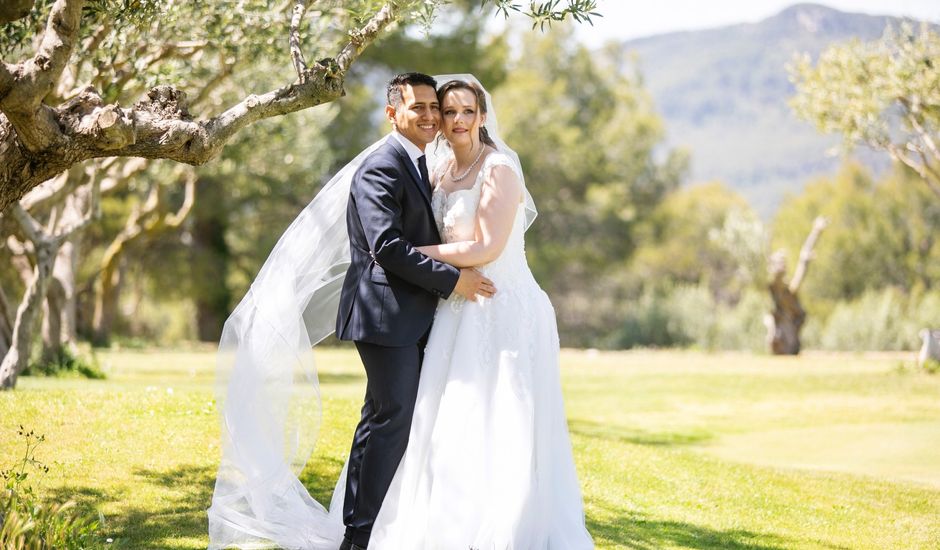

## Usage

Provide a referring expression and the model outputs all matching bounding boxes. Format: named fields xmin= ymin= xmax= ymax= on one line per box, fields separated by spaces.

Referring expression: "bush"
xmin=712 ymin=288 xmax=769 ymax=352
xmin=608 ymin=284 xmax=940 ymax=352
xmin=814 ymin=288 xmax=940 ymax=351
xmin=923 ymin=358 xmax=940 ymax=375
xmin=0 ymin=427 xmax=102 ymax=549
xmin=607 ymin=285 xmax=770 ymax=351
xmin=23 ymin=348 xmax=105 ymax=380
xmin=607 ymin=287 xmax=686 ymax=349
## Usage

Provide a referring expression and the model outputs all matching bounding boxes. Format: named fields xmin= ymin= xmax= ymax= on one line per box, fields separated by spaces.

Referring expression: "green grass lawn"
xmin=1 ymin=347 xmax=939 ymax=549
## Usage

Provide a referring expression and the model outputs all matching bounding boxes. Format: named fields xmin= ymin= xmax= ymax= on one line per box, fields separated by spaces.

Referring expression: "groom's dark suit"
xmin=336 ymin=134 xmax=460 ymax=547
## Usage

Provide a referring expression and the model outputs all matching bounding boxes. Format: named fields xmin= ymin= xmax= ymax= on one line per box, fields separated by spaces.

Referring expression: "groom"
xmin=335 ymin=72 xmax=494 ymax=550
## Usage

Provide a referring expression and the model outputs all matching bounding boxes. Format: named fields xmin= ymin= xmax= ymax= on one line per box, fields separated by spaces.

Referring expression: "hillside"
xmin=623 ymin=3 xmax=912 ymax=215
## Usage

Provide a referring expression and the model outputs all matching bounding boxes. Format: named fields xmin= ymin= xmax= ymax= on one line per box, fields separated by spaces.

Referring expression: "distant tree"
xmin=790 ymin=23 xmax=940 ymax=199
xmin=630 ymin=182 xmax=750 ymax=303
xmin=772 ymin=163 xmax=940 ymax=311
xmin=764 ymin=216 xmax=827 ymax=355
xmin=710 ymin=200 xmax=828 ymax=355
xmin=494 ymin=33 xmax=687 ymax=345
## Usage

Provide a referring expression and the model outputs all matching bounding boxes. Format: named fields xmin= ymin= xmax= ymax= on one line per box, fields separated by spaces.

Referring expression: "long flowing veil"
xmin=207 ymin=74 xmax=535 ymax=550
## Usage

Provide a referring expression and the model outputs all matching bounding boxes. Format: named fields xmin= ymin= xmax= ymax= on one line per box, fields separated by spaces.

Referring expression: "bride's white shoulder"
xmin=482 ymin=152 xmax=524 ymax=200
xmin=484 ymin=152 xmax=521 ymax=180
xmin=485 ymin=151 xmax=513 ymax=168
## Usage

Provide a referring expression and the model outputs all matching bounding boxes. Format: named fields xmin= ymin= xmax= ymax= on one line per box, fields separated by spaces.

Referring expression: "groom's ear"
xmin=385 ymin=104 xmax=397 ymax=126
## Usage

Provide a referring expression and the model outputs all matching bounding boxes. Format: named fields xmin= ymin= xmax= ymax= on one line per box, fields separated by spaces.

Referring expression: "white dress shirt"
xmin=391 ymin=130 xmax=425 ymax=176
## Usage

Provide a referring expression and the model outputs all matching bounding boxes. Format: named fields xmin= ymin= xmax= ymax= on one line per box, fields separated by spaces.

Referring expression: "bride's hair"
xmin=436 ymin=79 xmax=497 ymax=148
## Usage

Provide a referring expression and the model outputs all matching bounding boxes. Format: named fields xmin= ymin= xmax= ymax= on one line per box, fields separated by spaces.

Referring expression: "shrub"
xmin=607 ymin=285 xmax=940 ymax=352
xmin=608 ymin=285 xmax=770 ymax=351
xmin=0 ymin=427 xmax=102 ymax=549
xmin=607 ymin=287 xmax=690 ymax=349
xmin=924 ymin=359 xmax=940 ymax=375
xmin=23 ymin=348 xmax=105 ymax=380
xmin=815 ymin=288 xmax=940 ymax=351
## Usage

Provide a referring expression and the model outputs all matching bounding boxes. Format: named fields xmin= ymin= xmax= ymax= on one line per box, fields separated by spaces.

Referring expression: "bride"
xmin=207 ymin=74 xmax=593 ymax=549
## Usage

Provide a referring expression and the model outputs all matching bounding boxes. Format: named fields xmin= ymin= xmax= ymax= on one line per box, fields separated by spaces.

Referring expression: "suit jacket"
xmin=335 ymin=137 xmax=460 ymax=346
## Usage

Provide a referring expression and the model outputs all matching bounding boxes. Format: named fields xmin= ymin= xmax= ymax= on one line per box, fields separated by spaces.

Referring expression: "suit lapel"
xmin=387 ymin=137 xmax=432 ymax=208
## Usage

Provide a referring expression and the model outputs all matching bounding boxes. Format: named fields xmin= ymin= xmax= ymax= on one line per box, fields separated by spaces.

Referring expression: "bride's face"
xmin=441 ymin=88 xmax=486 ymax=149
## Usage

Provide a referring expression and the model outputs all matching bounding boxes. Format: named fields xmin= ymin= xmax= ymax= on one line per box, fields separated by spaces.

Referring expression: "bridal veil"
xmin=207 ymin=74 xmax=534 ymax=549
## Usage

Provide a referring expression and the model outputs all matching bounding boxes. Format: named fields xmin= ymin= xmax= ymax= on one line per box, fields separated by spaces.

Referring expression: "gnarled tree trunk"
xmin=0 ymin=177 xmax=98 ymax=389
xmin=42 ymin=275 xmax=67 ymax=362
xmin=42 ymin=206 xmax=82 ymax=360
xmin=92 ymin=171 xmax=195 ymax=345
xmin=764 ymin=216 xmax=827 ymax=355
xmin=92 ymin=242 xmax=126 ymax=346
xmin=0 ymin=243 xmax=58 ymax=388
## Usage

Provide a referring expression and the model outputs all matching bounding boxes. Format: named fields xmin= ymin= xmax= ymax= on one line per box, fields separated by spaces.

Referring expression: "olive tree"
xmin=791 ymin=23 xmax=940 ymax=199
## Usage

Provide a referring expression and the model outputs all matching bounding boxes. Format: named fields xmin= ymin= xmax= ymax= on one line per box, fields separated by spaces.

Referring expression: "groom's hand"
xmin=454 ymin=268 xmax=496 ymax=302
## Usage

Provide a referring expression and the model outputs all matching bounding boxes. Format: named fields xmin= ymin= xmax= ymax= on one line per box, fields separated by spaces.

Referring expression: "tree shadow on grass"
xmin=45 ymin=457 xmax=855 ymax=550
xmin=46 ymin=456 xmax=353 ymax=549
xmin=569 ymin=418 xmax=714 ymax=446
xmin=47 ymin=463 xmax=215 ymax=549
xmin=587 ymin=500 xmax=851 ymax=550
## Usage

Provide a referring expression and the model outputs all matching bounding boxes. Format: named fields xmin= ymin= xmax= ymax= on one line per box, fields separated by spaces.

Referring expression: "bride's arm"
xmin=418 ymin=164 xmax=523 ymax=268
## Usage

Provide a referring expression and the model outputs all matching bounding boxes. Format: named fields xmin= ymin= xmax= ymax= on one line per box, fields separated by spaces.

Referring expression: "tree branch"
xmin=336 ymin=3 xmax=395 ymax=73
xmin=35 ymin=0 xmax=85 ymax=85
xmin=789 ymin=216 xmax=827 ymax=293
xmin=10 ymin=203 xmax=48 ymax=246
xmin=886 ymin=143 xmax=940 ymax=199
xmin=0 ymin=0 xmax=85 ymax=152
xmin=52 ymin=166 xmax=100 ymax=243
xmin=916 ymin=148 xmax=940 ymax=185
xmin=907 ymin=112 xmax=939 ymax=161
xmin=19 ymin=170 xmax=71 ymax=211
xmin=290 ymin=0 xmax=310 ymax=82
xmin=163 ymin=170 xmax=196 ymax=227
xmin=0 ymin=1 xmax=399 ymax=211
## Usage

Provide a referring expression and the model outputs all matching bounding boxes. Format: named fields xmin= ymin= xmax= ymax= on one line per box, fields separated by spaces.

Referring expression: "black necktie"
xmin=417 ymin=155 xmax=430 ymax=189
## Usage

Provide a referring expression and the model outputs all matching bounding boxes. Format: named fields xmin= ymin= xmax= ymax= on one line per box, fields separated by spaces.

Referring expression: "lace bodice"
xmin=431 ymin=153 xmax=532 ymax=287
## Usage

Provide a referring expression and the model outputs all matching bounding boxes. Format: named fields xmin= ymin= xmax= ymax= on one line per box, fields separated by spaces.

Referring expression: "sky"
xmin=572 ymin=0 xmax=940 ymax=46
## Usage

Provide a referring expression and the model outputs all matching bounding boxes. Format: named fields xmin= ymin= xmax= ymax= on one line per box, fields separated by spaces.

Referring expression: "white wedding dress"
xmin=367 ymin=152 xmax=594 ymax=549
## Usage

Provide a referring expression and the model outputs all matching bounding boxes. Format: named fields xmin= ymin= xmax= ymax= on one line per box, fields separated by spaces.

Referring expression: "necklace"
xmin=451 ymin=144 xmax=486 ymax=182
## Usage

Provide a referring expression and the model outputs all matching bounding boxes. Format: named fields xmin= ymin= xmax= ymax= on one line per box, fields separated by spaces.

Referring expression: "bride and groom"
xmin=208 ymin=73 xmax=593 ymax=549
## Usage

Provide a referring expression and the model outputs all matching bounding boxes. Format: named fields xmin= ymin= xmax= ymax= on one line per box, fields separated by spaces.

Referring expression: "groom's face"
xmin=386 ymin=83 xmax=440 ymax=150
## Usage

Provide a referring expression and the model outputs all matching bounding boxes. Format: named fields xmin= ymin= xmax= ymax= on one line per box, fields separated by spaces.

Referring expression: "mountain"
xmin=622 ymin=3 xmax=913 ymax=216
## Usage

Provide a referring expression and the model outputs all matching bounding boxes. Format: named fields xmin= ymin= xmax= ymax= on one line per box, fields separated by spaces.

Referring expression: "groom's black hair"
xmin=387 ymin=72 xmax=438 ymax=108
